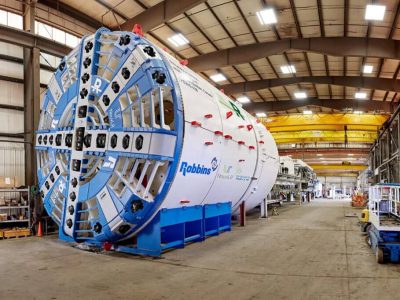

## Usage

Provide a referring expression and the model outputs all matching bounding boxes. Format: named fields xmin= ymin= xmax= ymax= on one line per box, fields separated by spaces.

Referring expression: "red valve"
xmin=226 ymin=111 xmax=233 ymax=119
xmin=180 ymin=199 xmax=190 ymax=204
xmin=204 ymin=114 xmax=213 ymax=118
xmin=249 ymin=146 xmax=255 ymax=150
xmin=247 ymin=124 xmax=253 ymax=131
xmin=180 ymin=59 xmax=189 ymax=66
xmin=238 ymin=125 xmax=245 ymax=129
xmin=214 ymin=130 xmax=223 ymax=136
xmin=238 ymin=141 xmax=245 ymax=145
xmin=191 ymin=121 xmax=202 ymax=127
xmin=224 ymin=134 xmax=232 ymax=140
xmin=133 ymin=24 xmax=144 ymax=37
xmin=259 ymin=140 xmax=265 ymax=144
xmin=205 ymin=141 xmax=213 ymax=145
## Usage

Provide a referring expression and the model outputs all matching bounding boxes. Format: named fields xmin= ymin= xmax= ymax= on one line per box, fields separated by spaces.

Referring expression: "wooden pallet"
xmin=0 ymin=228 xmax=30 ymax=239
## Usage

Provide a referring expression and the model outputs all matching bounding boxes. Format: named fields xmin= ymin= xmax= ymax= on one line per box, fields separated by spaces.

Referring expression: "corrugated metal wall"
xmin=0 ymin=42 xmax=26 ymax=185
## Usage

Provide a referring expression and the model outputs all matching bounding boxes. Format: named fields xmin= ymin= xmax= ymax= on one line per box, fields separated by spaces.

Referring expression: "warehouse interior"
xmin=1 ymin=0 xmax=400 ymax=299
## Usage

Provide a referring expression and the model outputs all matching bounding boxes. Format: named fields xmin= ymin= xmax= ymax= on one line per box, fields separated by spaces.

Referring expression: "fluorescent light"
xmin=168 ymin=33 xmax=189 ymax=47
xmin=281 ymin=65 xmax=296 ymax=74
xmin=353 ymin=110 xmax=363 ymax=114
xmin=365 ymin=4 xmax=386 ymax=21
xmin=348 ymin=154 xmax=354 ymax=156
xmin=256 ymin=8 xmax=277 ymax=25
xmin=363 ymin=65 xmax=373 ymax=74
xmin=210 ymin=74 xmax=226 ymax=82
xmin=355 ymin=92 xmax=367 ymax=99
xmin=317 ymin=154 xmax=323 ymax=157
xmin=294 ymin=92 xmax=307 ymax=99
xmin=237 ymin=96 xmax=250 ymax=103
xmin=256 ymin=112 xmax=267 ymax=118
xmin=303 ymin=110 xmax=313 ymax=115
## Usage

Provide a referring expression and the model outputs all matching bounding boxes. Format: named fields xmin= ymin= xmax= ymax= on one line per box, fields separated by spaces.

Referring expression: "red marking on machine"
xmin=180 ymin=59 xmax=188 ymax=66
xmin=224 ymin=134 xmax=232 ymax=140
xmin=226 ymin=111 xmax=233 ymax=119
xmin=214 ymin=130 xmax=223 ymax=136
xmin=238 ymin=141 xmax=245 ymax=145
xmin=204 ymin=114 xmax=213 ymax=118
xmin=132 ymin=24 xmax=144 ymax=37
xmin=204 ymin=141 xmax=213 ymax=145
xmin=247 ymin=124 xmax=253 ymax=131
xmin=103 ymin=242 xmax=113 ymax=251
xmin=191 ymin=121 xmax=202 ymax=127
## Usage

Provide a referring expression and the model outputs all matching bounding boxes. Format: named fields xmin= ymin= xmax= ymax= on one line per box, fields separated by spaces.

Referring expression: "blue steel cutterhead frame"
xmin=35 ymin=28 xmax=184 ymax=244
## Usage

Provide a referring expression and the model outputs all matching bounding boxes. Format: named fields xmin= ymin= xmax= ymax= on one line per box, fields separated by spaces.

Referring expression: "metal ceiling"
xmin=34 ymin=0 xmax=400 ymax=116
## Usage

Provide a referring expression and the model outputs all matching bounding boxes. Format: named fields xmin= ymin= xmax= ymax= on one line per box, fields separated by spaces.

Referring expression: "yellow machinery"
xmin=359 ymin=208 xmax=371 ymax=233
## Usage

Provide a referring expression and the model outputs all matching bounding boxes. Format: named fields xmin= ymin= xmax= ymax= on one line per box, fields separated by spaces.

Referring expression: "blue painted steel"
xmin=113 ymin=202 xmax=231 ymax=257
xmin=204 ymin=202 xmax=232 ymax=237
xmin=36 ymin=28 xmax=184 ymax=244
xmin=368 ymin=225 xmax=400 ymax=263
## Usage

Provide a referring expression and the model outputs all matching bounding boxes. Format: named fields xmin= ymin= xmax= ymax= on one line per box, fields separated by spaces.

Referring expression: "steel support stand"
xmin=260 ymin=198 xmax=267 ymax=218
xmin=239 ymin=201 xmax=246 ymax=226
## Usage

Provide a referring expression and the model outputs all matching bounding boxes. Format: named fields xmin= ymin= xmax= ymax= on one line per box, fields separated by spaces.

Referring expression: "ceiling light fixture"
xmin=256 ymin=8 xmax=277 ymax=25
xmin=294 ymin=92 xmax=307 ymax=99
xmin=353 ymin=110 xmax=363 ymax=114
xmin=303 ymin=110 xmax=313 ymax=115
xmin=168 ymin=33 xmax=189 ymax=47
xmin=363 ymin=65 xmax=373 ymax=73
xmin=355 ymin=92 xmax=367 ymax=99
xmin=256 ymin=112 xmax=267 ymax=118
xmin=210 ymin=74 xmax=226 ymax=82
xmin=237 ymin=96 xmax=250 ymax=103
xmin=365 ymin=4 xmax=386 ymax=21
xmin=281 ymin=65 xmax=296 ymax=74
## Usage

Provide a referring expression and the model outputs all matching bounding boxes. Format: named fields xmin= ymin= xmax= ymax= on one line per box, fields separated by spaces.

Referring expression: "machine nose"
xmin=35 ymin=28 xmax=183 ymax=242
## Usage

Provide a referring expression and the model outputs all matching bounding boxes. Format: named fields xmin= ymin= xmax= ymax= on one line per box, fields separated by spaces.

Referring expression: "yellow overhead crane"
xmin=272 ymin=130 xmax=377 ymax=144
xmin=316 ymin=172 xmax=359 ymax=177
xmin=310 ymin=164 xmax=367 ymax=171
xmin=260 ymin=113 xmax=389 ymax=144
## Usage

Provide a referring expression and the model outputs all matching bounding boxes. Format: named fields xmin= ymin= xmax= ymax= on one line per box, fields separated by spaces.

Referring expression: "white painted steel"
xmin=160 ymin=53 xmax=279 ymax=212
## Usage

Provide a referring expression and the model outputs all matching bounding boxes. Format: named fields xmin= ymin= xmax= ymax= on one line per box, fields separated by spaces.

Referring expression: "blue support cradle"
xmin=113 ymin=202 xmax=231 ymax=257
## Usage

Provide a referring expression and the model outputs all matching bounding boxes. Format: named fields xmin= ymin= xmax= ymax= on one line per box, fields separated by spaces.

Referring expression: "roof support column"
xmin=23 ymin=0 xmax=40 ymax=186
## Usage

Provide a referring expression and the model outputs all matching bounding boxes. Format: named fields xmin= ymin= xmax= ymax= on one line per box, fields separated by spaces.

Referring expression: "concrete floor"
xmin=1 ymin=199 xmax=400 ymax=300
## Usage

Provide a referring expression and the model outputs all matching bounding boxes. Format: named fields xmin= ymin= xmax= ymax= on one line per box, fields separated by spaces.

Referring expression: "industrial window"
xmin=37 ymin=22 xmax=53 ymax=39
xmin=7 ymin=12 xmax=22 ymax=29
xmin=66 ymin=33 xmax=80 ymax=48
xmin=0 ymin=9 xmax=23 ymax=29
xmin=0 ymin=10 xmax=6 ymax=26
xmin=40 ymin=52 xmax=61 ymax=69
xmin=53 ymin=27 xmax=66 ymax=44
xmin=35 ymin=21 xmax=81 ymax=49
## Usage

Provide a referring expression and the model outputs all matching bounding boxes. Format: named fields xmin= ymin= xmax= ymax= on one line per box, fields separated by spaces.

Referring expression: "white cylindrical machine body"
xmin=35 ymin=28 xmax=278 ymax=243
xmin=160 ymin=55 xmax=279 ymax=212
